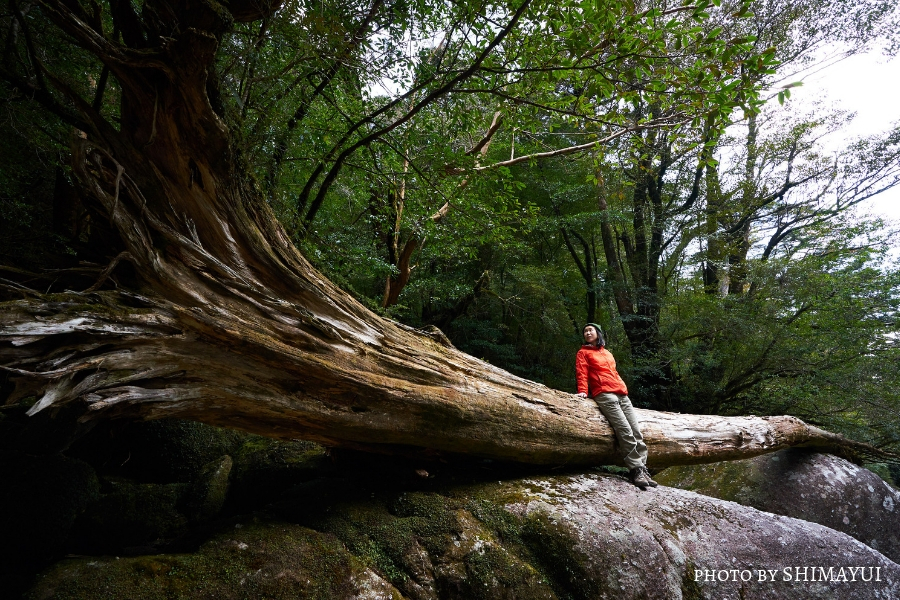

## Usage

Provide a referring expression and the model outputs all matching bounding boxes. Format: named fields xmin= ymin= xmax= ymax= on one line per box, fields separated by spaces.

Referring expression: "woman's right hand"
xmin=576 ymin=392 xmax=588 ymax=398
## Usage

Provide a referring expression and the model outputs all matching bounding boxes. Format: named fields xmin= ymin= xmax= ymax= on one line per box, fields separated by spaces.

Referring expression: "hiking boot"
xmin=642 ymin=466 xmax=658 ymax=488
xmin=629 ymin=467 xmax=649 ymax=490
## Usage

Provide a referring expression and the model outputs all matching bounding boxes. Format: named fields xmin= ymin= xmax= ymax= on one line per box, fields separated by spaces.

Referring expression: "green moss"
xmin=297 ymin=486 xmax=559 ymax=599
xmin=227 ymin=436 xmax=329 ymax=510
xmin=184 ymin=455 xmax=233 ymax=522
xmin=354 ymin=484 xmax=574 ymax=598
xmin=68 ymin=419 xmax=246 ymax=484
xmin=460 ymin=542 xmax=556 ymax=600
xmin=314 ymin=498 xmax=443 ymax=587
xmin=24 ymin=466 xmax=717 ymax=600
xmin=519 ymin=510 xmax=599 ymax=600
xmin=655 ymin=460 xmax=758 ymax=503
xmin=458 ymin=480 xmax=627 ymax=600
xmin=681 ymin=561 xmax=704 ymax=600
xmin=29 ymin=521 xmax=386 ymax=600
xmin=467 ymin=498 xmax=525 ymax=542
xmin=389 ymin=491 xmax=458 ymax=543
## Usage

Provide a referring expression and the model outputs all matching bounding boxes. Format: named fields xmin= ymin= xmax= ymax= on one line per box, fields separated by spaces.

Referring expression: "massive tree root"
xmin=1 ymin=0 xmax=895 ymax=469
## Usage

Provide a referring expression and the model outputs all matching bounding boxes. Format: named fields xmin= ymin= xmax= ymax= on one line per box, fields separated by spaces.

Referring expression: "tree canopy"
xmin=1 ymin=0 xmax=899 ymax=465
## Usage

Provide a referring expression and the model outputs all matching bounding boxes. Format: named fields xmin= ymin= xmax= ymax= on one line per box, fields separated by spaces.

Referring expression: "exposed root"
xmin=83 ymin=251 xmax=134 ymax=293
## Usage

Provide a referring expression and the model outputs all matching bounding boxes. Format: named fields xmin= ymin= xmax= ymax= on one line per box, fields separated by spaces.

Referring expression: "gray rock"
xmin=655 ymin=449 xmax=900 ymax=562
xmin=501 ymin=473 xmax=900 ymax=599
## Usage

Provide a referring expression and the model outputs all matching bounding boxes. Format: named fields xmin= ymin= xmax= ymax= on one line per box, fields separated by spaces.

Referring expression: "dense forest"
xmin=1 ymin=0 xmax=899 ymax=466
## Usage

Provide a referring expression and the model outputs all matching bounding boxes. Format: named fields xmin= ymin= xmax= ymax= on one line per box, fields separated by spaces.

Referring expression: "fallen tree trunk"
xmin=1 ymin=292 xmax=888 ymax=468
xmin=0 ymin=0 xmax=893 ymax=470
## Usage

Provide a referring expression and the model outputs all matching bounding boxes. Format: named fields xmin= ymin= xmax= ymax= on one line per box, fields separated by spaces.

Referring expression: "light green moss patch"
xmin=655 ymin=460 xmax=759 ymax=503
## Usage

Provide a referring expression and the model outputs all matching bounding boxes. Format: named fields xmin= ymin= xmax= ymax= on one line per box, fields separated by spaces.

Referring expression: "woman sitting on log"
xmin=575 ymin=323 xmax=658 ymax=490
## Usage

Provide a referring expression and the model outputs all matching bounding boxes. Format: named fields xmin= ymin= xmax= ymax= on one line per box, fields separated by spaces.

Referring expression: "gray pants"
xmin=594 ymin=393 xmax=648 ymax=470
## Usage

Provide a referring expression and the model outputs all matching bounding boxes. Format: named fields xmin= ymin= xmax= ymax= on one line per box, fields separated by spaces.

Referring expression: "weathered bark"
xmin=0 ymin=291 xmax=890 ymax=467
xmin=0 ymin=0 xmax=894 ymax=470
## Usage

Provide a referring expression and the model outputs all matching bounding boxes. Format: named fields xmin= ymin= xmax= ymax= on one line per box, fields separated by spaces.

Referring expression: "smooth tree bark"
xmin=0 ymin=0 xmax=894 ymax=469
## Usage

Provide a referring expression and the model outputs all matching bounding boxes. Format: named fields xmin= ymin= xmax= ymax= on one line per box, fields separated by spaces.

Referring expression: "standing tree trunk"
xmin=561 ymin=228 xmax=598 ymax=324
xmin=595 ymin=154 xmax=675 ymax=410
xmin=0 ymin=0 xmax=893 ymax=470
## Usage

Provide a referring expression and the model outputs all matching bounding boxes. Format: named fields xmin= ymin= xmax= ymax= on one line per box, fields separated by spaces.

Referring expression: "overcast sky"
xmin=787 ymin=50 xmax=900 ymax=224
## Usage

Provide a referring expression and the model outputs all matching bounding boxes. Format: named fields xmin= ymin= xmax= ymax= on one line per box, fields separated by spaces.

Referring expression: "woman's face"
xmin=583 ymin=326 xmax=598 ymax=344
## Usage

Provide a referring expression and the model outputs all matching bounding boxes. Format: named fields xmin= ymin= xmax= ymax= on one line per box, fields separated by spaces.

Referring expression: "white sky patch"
xmin=786 ymin=50 xmax=900 ymax=225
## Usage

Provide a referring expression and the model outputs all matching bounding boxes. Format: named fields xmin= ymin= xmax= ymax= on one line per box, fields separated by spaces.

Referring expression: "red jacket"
xmin=576 ymin=345 xmax=628 ymax=397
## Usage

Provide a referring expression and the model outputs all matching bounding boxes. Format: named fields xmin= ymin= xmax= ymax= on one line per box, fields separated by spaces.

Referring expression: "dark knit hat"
xmin=583 ymin=323 xmax=606 ymax=347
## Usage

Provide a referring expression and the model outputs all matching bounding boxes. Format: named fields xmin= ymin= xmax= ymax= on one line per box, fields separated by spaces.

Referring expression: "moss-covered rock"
xmin=28 ymin=472 xmax=900 ymax=600
xmin=227 ymin=436 xmax=330 ymax=511
xmin=28 ymin=520 xmax=402 ymax=600
xmin=654 ymin=453 xmax=759 ymax=504
xmin=67 ymin=478 xmax=190 ymax=554
xmin=67 ymin=419 xmax=246 ymax=483
xmin=302 ymin=489 xmax=557 ymax=600
xmin=184 ymin=455 xmax=233 ymax=522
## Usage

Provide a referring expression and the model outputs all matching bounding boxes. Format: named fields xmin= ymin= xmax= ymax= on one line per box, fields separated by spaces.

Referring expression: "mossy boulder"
xmin=67 ymin=478 xmax=190 ymax=554
xmin=227 ymin=436 xmax=330 ymax=511
xmin=31 ymin=472 xmax=899 ymax=600
xmin=302 ymin=490 xmax=557 ymax=600
xmin=28 ymin=520 xmax=402 ymax=600
xmin=184 ymin=454 xmax=233 ymax=522
xmin=67 ymin=419 xmax=246 ymax=483
xmin=655 ymin=449 xmax=900 ymax=562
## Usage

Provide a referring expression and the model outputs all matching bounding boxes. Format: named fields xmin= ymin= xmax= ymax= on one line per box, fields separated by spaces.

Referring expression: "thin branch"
xmin=473 ymin=118 xmax=689 ymax=172
xmin=561 ymin=228 xmax=589 ymax=281
xmin=83 ymin=251 xmax=134 ymax=292
xmin=723 ymin=302 xmax=817 ymax=399
xmin=38 ymin=0 xmax=173 ymax=75
xmin=465 ymin=111 xmax=503 ymax=156
xmin=302 ymin=0 xmax=534 ymax=227
xmin=0 ymin=65 xmax=89 ymax=130
xmin=720 ymin=170 xmax=823 ymax=236
xmin=266 ymin=0 xmax=386 ymax=196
